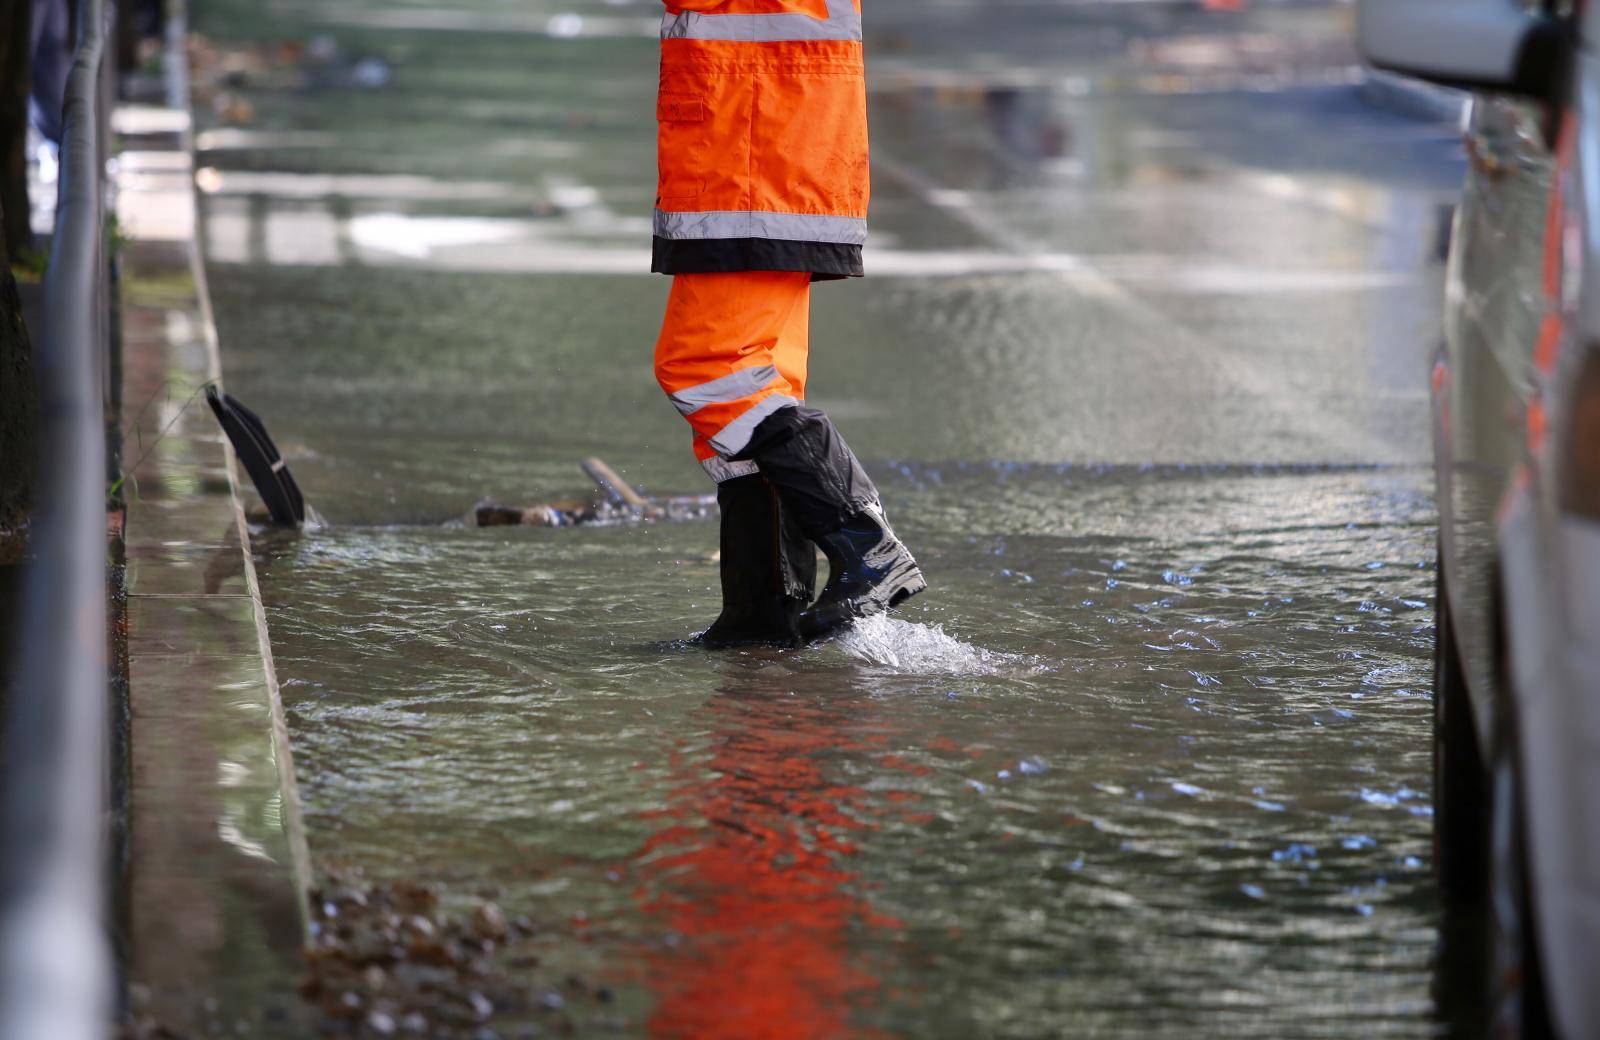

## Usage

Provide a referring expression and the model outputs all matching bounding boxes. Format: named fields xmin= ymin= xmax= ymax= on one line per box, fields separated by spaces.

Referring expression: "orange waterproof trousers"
xmin=654 ymin=271 xmax=810 ymax=483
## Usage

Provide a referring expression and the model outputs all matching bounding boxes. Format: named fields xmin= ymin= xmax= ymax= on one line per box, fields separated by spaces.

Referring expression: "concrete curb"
xmin=173 ymin=10 xmax=316 ymax=919
xmin=189 ymin=173 xmax=319 ymax=921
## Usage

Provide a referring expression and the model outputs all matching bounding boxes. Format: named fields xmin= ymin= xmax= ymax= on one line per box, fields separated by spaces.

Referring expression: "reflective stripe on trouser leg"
xmin=654 ymin=271 xmax=811 ymax=482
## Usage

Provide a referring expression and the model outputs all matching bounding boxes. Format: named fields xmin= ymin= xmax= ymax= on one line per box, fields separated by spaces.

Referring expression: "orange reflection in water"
xmin=635 ymin=671 xmax=900 ymax=1040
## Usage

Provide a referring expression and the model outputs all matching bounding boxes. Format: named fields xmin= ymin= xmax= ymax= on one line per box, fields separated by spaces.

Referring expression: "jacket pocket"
xmin=657 ymin=92 xmax=709 ymax=208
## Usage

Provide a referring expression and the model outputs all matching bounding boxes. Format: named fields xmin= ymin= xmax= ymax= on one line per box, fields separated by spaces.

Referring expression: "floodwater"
xmin=192 ymin=0 xmax=1465 ymax=1035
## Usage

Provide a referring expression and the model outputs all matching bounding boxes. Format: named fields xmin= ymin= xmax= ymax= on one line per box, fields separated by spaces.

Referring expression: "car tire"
xmin=1488 ymin=703 xmax=1555 ymax=1039
xmin=1434 ymin=560 xmax=1491 ymax=907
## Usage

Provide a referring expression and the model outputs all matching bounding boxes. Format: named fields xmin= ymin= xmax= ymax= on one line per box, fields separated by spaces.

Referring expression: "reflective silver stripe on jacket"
xmin=710 ymin=393 xmax=799 ymax=455
xmin=669 ymin=364 xmax=780 ymax=416
xmin=701 ymin=456 xmax=760 ymax=483
xmin=655 ymin=208 xmax=867 ymax=245
xmin=662 ymin=0 xmax=860 ymax=42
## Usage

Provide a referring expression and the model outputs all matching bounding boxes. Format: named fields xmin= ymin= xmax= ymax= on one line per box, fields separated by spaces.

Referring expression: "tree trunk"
xmin=0 ymin=195 xmax=37 ymax=535
xmin=0 ymin=0 xmax=34 ymax=260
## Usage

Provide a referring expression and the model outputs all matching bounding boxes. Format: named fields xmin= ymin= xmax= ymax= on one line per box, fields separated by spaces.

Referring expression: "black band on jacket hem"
xmin=652 ymin=237 xmax=863 ymax=280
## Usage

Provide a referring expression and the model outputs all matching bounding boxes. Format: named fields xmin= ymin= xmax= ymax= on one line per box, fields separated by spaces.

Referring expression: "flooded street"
xmin=192 ymin=0 xmax=1462 ymax=1034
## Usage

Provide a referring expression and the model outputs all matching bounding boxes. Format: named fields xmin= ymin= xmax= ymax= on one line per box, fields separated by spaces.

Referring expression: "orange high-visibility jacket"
xmin=653 ymin=0 xmax=869 ymax=279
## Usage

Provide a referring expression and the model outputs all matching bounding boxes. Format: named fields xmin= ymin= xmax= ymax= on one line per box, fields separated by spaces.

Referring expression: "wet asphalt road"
xmin=188 ymin=1 xmax=1467 ymax=1035
xmin=195 ymin=0 xmax=1464 ymax=494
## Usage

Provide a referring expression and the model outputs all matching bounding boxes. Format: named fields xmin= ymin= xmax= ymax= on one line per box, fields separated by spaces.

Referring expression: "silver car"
xmin=1359 ymin=2 xmax=1600 ymax=1037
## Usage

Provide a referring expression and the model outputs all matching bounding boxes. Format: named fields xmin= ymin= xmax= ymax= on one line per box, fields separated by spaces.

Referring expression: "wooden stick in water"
xmin=581 ymin=457 xmax=655 ymax=513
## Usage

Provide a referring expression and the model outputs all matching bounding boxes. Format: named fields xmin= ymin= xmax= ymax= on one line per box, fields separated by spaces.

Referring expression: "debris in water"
xmin=465 ymin=459 xmax=714 ymax=528
xmin=299 ymin=867 xmax=613 ymax=1037
xmin=466 ymin=493 xmax=713 ymax=529
xmin=472 ymin=903 xmax=510 ymax=942
xmin=117 ymin=1015 xmax=191 ymax=1039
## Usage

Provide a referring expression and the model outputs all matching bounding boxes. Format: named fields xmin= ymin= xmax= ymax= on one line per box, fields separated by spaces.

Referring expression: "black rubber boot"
xmin=700 ymin=474 xmax=816 ymax=649
xmin=733 ymin=405 xmax=878 ymax=534
xmin=735 ymin=405 xmax=926 ymax=640
xmin=799 ymin=501 xmax=926 ymax=641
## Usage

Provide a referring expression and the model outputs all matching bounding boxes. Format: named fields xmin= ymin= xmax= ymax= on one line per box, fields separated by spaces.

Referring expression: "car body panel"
xmin=1437 ymin=27 xmax=1600 ymax=1040
xmin=1439 ymin=92 xmax=1550 ymax=754
xmin=1499 ymin=496 xmax=1600 ymax=1039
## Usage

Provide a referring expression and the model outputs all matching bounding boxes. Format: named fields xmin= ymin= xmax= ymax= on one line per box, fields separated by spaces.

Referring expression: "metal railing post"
xmin=0 ymin=0 xmax=115 ymax=1035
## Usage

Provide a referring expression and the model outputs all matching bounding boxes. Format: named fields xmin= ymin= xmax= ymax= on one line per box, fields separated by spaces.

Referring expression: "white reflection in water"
xmin=195 ymin=128 xmax=339 ymax=152
xmin=348 ymin=213 xmax=526 ymax=260
xmin=266 ymin=207 xmax=340 ymax=265
xmin=194 ymin=167 xmax=531 ymax=203
xmin=202 ymin=199 xmax=1418 ymax=291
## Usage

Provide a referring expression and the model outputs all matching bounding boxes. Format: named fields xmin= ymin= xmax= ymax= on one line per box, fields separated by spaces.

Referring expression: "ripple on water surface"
xmin=258 ymin=464 xmax=1438 ymax=1038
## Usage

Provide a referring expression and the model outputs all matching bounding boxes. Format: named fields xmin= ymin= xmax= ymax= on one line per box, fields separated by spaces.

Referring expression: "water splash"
xmin=834 ymin=613 xmax=1023 ymax=675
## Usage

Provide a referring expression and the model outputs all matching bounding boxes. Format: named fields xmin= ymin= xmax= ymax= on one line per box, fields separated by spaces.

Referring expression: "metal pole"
xmin=0 ymin=0 xmax=114 ymax=1034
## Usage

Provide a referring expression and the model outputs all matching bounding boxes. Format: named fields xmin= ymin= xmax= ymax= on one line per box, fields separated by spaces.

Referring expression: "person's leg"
xmin=655 ymin=271 xmax=816 ymax=646
xmin=655 ymin=271 xmax=925 ymax=642
xmin=654 ymin=271 xmax=812 ymax=478
xmin=770 ymin=278 xmax=810 ymax=406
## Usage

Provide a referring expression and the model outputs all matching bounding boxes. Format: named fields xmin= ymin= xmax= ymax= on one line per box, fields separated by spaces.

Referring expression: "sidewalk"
xmin=113 ymin=79 xmax=310 ymax=1040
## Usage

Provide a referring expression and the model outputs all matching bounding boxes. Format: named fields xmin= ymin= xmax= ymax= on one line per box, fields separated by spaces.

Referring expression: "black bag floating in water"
xmin=205 ymin=385 xmax=307 ymax=526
